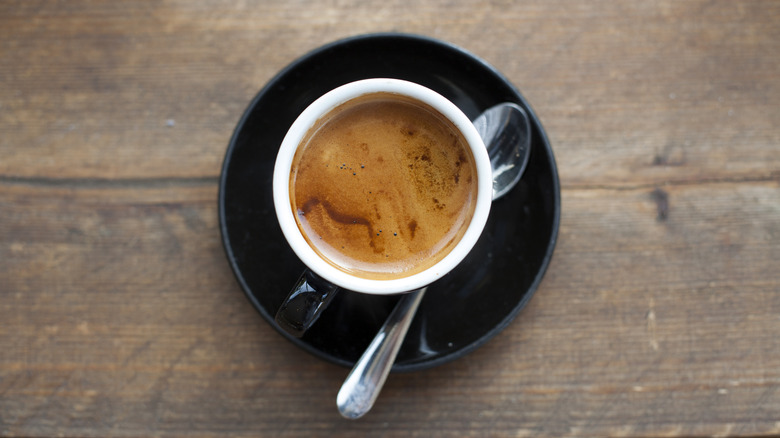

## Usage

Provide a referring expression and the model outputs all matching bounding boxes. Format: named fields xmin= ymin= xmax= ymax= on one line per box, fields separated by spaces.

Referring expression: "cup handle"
xmin=274 ymin=269 xmax=339 ymax=338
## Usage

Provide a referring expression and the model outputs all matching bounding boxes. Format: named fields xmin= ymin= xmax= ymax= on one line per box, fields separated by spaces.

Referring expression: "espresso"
xmin=289 ymin=92 xmax=478 ymax=280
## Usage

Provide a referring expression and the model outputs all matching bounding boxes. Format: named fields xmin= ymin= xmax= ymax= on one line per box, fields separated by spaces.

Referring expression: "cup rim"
xmin=272 ymin=78 xmax=493 ymax=294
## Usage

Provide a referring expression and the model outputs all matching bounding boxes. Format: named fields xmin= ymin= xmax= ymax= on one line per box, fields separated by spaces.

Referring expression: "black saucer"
xmin=219 ymin=33 xmax=560 ymax=372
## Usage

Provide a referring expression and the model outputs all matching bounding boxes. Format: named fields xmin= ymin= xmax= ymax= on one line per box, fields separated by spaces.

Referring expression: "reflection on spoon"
xmin=337 ymin=103 xmax=532 ymax=419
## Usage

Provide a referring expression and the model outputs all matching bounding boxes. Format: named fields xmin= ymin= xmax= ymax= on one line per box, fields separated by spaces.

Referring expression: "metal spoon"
xmin=337 ymin=103 xmax=532 ymax=419
xmin=474 ymin=103 xmax=533 ymax=201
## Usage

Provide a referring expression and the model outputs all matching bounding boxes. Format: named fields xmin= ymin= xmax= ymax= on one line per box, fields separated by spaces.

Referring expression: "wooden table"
xmin=2 ymin=1 xmax=779 ymax=436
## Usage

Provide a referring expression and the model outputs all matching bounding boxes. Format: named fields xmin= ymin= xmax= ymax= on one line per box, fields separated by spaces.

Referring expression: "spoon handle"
xmin=337 ymin=288 xmax=426 ymax=419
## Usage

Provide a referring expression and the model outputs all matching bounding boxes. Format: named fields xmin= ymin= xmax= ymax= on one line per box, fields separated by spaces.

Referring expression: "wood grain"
xmin=1 ymin=0 xmax=779 ymax=437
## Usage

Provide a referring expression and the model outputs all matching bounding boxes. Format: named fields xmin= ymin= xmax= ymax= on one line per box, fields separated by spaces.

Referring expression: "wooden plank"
xmin=1 ymin=178 xmax=778 ymax=436
xmin=0 ymin=1 xmax=778 ymax=184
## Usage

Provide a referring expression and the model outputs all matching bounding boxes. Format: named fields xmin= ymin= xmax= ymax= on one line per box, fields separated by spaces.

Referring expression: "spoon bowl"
xmin=473 ymin=103 xmax=532 ymax=201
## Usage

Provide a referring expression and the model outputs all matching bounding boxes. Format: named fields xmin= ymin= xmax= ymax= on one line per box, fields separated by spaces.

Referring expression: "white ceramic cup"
xmin=272 ymin=79 xmax=492 ymax=335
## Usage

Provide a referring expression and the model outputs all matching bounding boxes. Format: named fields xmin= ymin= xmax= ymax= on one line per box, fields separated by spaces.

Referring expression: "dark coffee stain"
xmin=650 ymin=188 xmax=669 ymax=221
xmin=300 ymin=198 xmax=371 ymax=228
xmin=300 ymin=197 xmax=386 ymax=253
xmin=454 ymin=149 xmax=467 ymax=184
xmin=408 ymin=220 xmax=417 ymax=238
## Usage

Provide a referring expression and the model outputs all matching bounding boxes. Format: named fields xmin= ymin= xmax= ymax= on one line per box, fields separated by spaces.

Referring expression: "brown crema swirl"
xmin=290 ymin=92 xmax=478 ymax=280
